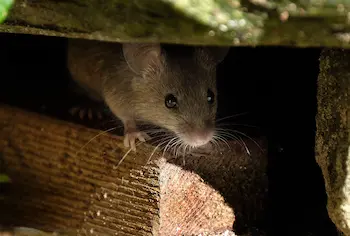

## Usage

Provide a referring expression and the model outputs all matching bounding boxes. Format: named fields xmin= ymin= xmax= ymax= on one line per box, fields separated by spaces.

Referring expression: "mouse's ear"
xmin=196 ymin=46 xmax=230 ymax=66
xmin=122 ymin=43 xmax=163 ymax=75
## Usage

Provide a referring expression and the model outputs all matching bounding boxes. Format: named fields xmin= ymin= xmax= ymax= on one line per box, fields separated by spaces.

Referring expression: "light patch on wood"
xmin=158 ymin=160 xmax=235 ymax=235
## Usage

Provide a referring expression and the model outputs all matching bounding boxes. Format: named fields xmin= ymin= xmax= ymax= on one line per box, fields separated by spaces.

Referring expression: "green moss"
xmin=0 ymin=0 xmax=13 ymax=23
xmin=0 ymin=173 xmax=10 ymax=183
xmin=2 ymin=0 xmax=350 ymax=47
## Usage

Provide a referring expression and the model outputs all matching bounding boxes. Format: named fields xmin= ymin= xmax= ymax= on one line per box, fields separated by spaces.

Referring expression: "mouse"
xmin=67 ymin=39 xmax=229 ymax=152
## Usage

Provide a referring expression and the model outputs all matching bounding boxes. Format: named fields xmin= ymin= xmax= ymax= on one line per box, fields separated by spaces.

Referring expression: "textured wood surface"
xmin=0 ymin=104 xmax=160 ymax=236
xmin=0 ymin=104 xmax=268 ymax=235
xmin=161 ymin=141 xmax=268 ymax=235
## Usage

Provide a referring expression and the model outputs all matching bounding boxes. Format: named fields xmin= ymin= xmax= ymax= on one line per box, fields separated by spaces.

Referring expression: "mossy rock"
xmin=316 ymin=48 xmax=350 ymax=235
xmin=0 ymin=0 xmax=350 ymax=47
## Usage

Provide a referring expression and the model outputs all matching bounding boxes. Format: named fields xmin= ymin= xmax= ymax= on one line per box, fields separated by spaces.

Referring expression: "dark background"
xmin=0 ymin=33 xmax=339 ymax=235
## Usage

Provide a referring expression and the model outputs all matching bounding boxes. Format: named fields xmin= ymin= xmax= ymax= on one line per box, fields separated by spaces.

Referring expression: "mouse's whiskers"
xmin=161 ymin=135 xmax=181 ymax=159
xmin=226 ymin=129 xmax=262 ymax=153
xmin=115 ymin=136 xmax=155 ymax=170
xmin=209 ymin=138 xmax=221 ymax=152
xmin=215 ymin=128 xmax=262 ymax=155
xmin=181 ymin=143 xmax=191 ymax=165
xmin=215 ymin=128 xmax=248 ymax=153
xmin=162 ymin=137 xmax=179 ymax=159
xmin=215 ymin=112 xmax=250 ymax=123
xmin=162 ymin=135 xmax=177 ymax=158
xmin=213 ymin=130 xmax=231 ymax=150
xmin=115 ymin=147 xmax=133 ymax=169
xmin=74 ymin=126 xmax=118 ymax=159
xmin=139 ymin=127 xmax=171 ymax=146
xmin=184 ymin=144 xmax=190 ymax=157
xmin=216 ymin=122 xmax=259 ymax=129
xmin=145 ymin=136 xmax=174 ymax=166
xmin=173 ymin=139 xmax=183 ymax=159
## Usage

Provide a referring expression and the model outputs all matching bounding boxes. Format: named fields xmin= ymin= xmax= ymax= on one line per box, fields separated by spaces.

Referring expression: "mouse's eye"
xmin=165 ymin=94 xmax=178 ymax=109
xmin=207 ymin=89 xmax=215 ymax=104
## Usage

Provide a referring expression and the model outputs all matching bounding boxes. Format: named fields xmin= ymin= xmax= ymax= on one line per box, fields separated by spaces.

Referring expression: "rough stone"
xmin=0 ymin=0 xmax=350 ymax=47
xmin=316 ymin=48 xmax=350 ymax=235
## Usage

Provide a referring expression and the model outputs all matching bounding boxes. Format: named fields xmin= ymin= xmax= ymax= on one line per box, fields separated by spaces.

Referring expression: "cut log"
xmin=1 ymin=0 xmax=350 ymax=48
xmin=0 ymin=104 xmax=268 ymax=235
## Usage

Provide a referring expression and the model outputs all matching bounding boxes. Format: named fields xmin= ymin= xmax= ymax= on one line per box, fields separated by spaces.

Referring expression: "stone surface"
xmin=316 ymin=48 xmax=350 ymax=235
xmin=0 ymin=0 xmax=350 ymax=47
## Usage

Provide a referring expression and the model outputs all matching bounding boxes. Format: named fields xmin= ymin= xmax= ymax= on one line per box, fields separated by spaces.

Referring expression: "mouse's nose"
xmin=185 ymin=129 xmax=214 ymax=147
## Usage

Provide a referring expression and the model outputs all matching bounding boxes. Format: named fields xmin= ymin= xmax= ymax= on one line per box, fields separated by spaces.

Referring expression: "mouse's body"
xmin=67 ymin=39 xmax=229 ymax=151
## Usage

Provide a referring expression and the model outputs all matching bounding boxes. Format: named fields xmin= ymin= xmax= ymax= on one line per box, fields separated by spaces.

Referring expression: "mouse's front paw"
xmin=124 ymin=131 xmax=150 ymax=152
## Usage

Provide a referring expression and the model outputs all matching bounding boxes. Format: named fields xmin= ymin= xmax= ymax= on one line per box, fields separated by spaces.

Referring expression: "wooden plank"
xmin=0 ymin=104 xmax=160 ymax=236
xmin=0 ymin=104 xmax=268 ymax=235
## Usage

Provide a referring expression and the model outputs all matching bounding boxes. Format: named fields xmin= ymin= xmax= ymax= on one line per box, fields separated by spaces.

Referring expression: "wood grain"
xmin=0 ymin=104 xmax=268 ymax=235
xmin=0 ymin=104 xmax=160 ymax=236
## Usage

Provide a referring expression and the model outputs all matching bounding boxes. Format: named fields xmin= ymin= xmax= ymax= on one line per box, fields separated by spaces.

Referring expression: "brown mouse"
xmin=67 ymin=39 xmax=229 ymax=151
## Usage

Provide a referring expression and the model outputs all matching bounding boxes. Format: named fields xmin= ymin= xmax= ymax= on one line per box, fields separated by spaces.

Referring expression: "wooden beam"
xmin=0 ymin=104 xmax=160 ymax=235
xmin=0 ymin=104 xmax=268 ymax=235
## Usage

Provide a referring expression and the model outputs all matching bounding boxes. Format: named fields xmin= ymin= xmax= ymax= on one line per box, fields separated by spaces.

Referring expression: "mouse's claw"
xmin=124 ymin=131 xmax=150 ymax=152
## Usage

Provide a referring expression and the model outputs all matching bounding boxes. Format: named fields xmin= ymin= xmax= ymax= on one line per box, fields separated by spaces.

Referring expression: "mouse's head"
xmin=123 ymin=43 xmax=229 ymax=148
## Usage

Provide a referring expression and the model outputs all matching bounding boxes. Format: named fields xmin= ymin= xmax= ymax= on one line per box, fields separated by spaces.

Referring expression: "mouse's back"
xmin=67 ymin=39 xmax=125 ymax=101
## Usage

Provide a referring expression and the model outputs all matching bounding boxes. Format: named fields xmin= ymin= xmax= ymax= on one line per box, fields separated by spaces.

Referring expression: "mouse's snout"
xmin=182 ymin=128 xmax=214 ymax=148
xmin=177 ymin=118 xmax=216 ymax=148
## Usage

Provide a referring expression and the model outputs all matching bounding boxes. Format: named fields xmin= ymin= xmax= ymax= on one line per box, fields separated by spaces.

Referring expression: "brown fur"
xmin=67 ymin=39 xmax=229 ymax=144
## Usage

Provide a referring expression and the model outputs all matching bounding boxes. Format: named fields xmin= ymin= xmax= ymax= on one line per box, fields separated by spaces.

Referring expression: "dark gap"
xmin=0 ymin=33 xmax=339 ymax=236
